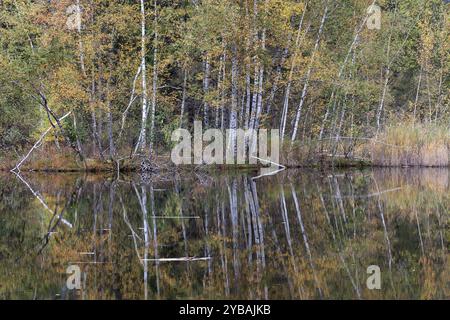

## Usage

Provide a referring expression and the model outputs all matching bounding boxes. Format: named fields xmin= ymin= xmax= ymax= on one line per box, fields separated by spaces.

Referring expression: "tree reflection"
xmin=0 ymin=168 xmax=448 ymax=299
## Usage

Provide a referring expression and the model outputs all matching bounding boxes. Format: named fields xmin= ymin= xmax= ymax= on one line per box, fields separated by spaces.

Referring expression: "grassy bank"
xmin=283 ymin=122 xmax=449 ymax=168
xmin=370 ymin=123 xmax=449 ymax=167
xmin=1 ymin=122 xmax=448 ymax=172
xmin=0 ymin=145 xmax=139 ymax=172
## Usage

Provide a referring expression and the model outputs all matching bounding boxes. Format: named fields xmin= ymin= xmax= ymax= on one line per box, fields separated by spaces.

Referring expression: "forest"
xmin=0 ymin=0 xmax=449 ymax=171
xmin=0 ymin=0 xmax=449 ymax=302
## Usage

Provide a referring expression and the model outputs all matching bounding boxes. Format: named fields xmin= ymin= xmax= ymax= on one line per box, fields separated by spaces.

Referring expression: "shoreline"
xmin=2 ymin=162 xmax=449 ymax=174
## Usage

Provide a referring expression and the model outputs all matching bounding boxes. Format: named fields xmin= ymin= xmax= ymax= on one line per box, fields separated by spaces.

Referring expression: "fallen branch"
xmin=251 ymin=155 xmax=286 ymax=169
xmin=119 ymin=65 xmax=142 ymax=140
xmin=251 ymin=155 xmax=286 ymax=180
xmin=11 ymin=111 xmax=72 ymax=172
xmin=252 ymin=167 xmax=286 ymax=180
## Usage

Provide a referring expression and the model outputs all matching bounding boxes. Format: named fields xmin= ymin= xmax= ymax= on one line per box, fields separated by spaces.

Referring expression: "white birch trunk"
xmin=221 ymin=51 xmax=227 ymax=131
xmin=203 ymin=55 xmax=210 ymax=127
xmin=413 ymin=66 xmax=423 ymax=124
xmin=148 ymin=0 xmax=158 ymax=158
xmin=280 ymin=4 xmax=308 ymax=143
xmin=319 ymin=0 xmax=377 ymax=140
xmin=228 ymin=46 xmax=239 ymax=159
xmin=291 ymin=4 xmax=328 ymax=142
xmin=179 ymin=68 xmax=188 ymax=128
xmin=136 ymin=0 xmax=148 ymax=154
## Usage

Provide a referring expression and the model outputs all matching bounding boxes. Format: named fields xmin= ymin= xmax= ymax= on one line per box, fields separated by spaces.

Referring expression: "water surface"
xmin=0 ymin=168 xmax=448 ymax=299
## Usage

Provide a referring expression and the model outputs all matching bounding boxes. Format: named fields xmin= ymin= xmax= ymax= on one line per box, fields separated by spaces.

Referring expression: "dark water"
xmin=0 ymin=168 xmax=448 ymax=300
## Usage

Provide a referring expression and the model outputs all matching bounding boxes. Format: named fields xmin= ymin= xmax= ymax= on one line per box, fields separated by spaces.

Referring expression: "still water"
xmin=0 ymin=168 xmax=448 ymax=299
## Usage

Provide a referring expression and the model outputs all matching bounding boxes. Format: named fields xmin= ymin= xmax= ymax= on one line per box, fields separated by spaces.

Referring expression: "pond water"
xmin=0 ymin=168 xmax=448 ymax=299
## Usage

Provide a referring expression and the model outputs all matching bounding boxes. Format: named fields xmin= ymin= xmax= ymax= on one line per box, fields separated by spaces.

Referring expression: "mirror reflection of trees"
xmin=0 ymin=169 xmax=448 ymax=299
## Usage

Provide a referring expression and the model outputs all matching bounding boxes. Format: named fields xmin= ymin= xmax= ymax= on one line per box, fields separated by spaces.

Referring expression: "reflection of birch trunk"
xmin=333 ymin=177 xmax=347 ymax=224
xmin=280 ymin=186 xmax=295 ymax=260
xmin=267 ymin=212 xmax=297 ymax=298
xmin=219 ymin=200 xmax=230 ymax=296
xmin=249 ymin=178 xmax=265 ymax=268
xmin=279 ymin=184 xmax=300 ymax=297
xmin=13 ymin=171 xmax=74 ymax=229
xmin=436 ymin=208 xmax=445 ymax=251
xmin=142 ymin=185 xmax=150 ymax=299
xmin=175 ymin=181 xmax=190 ymax=271
xmin=415 ymin=207 xmax=425 ymax=256
xmin=318 ymin=182 xmax=361 ymax=299
xmin=119 ymin=193 xmax=143 ymax=264
xmin=203 ymin=207 xmax=212 ymax=285
xmin=132 ymin=183 xmax=149 ymax=298
xmin=244 ymin=176 xmax=265 ymax=296
xmin=372 ymin=176 xmax=396 ymax=295
xmin=243 ymin=180 xmax=253 ymax=266
xmin=290 ymin=183 xmax=322 ymax=297
xmin=107 ymin=181 xmax=115 ymax=249
xmin=331 ymin=178 xmax=347 ymax=239
xmin=227 ymin=178 xmax=240 ymax=278
xmin=317 ymin=183 xmax=336 ymax=241
xmin=150 ymin=182 xmax=160 ymax=298
xmin=38 ymin=190 xmax=76 ymax=255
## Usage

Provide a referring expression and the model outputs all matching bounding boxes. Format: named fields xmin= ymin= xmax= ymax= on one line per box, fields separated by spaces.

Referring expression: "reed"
xmin=371 ymin=123 xmax=449 ymax=167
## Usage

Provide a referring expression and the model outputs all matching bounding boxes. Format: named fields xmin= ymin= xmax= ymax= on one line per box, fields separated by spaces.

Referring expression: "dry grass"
xmin=0 ymin=145 xmax=113 ymax=172
xmin=282 ymin=138 xmax=371 ymax=167
xmin=371 ymin=123 xmax=449 ymax=167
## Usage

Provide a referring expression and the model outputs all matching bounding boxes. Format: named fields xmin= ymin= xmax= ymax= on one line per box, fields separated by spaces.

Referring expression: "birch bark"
xmin=291 ymin=3 xmax=329 ymax=142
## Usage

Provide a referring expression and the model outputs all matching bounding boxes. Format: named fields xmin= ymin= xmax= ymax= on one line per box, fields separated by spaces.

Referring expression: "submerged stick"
xmin=138 ymin=216 xmax=200 ymax=220
xmin=141 ymin=257 xmax=212 ymax=262
xmin=333 ymin=187 xmax=402 ymax=199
